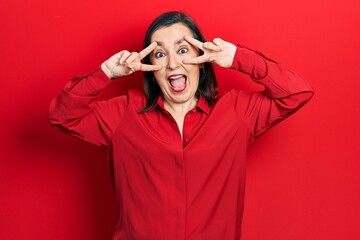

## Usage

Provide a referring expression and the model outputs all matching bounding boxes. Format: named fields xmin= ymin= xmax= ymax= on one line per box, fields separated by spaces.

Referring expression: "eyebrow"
xmin=156 ymin=39 xmax=185 ymax=47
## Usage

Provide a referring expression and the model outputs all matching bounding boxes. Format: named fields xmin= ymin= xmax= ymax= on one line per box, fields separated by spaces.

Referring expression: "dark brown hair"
xmin=141 ymin=11 xmax=218 ymax=112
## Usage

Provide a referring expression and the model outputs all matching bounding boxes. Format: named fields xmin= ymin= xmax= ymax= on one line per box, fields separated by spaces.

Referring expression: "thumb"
xmin=213 ymin=38 xmax=225 ymax=46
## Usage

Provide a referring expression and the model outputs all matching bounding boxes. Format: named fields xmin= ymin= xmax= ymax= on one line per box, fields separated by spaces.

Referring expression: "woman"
xmin=49 ymin=11 xmax=313 ymax=240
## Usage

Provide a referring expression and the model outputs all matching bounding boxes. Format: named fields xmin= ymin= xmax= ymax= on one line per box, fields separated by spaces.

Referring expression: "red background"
xmin=1 ymin=0 xmax=359 ymax=239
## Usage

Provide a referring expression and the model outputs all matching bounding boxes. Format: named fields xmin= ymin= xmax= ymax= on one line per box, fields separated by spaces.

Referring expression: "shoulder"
xmin=216 ymin=89 xmax=258 ymax=113
xmin=128 ymin=89 xmax=146 ymax=99
xmin=104 ymin=89 xmax=145 ymax=110
xmin=218 ymin=89 xmax=250 ymax=101
xmin=127 ymin=89 xmax=146 ymax=110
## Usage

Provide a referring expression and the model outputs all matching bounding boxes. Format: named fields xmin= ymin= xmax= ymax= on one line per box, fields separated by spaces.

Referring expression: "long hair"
xmin=141 ymin=11 xmax=218 ymax=112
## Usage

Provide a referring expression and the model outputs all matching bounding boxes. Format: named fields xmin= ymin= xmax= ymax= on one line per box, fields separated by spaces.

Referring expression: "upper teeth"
xmin=169 ymin=75 xmax=183 ymax=80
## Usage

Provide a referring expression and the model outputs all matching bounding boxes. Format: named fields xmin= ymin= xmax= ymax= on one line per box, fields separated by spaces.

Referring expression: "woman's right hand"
xmin=101 ymin=42 xmax=162 ymax=79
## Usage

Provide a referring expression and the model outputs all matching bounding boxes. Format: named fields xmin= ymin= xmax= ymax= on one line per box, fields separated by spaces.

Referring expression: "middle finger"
xmin=125 ymin=52 xmax=140 ymax=64
xmin=184 ymin=36 xmax=204 ymax=50
xmin=138 ymin=42 xmax=158 ymax=60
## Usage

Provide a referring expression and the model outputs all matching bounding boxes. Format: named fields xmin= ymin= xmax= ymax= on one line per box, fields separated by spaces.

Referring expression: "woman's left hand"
xmin=183 ymin=36 xmax=237 ymax=68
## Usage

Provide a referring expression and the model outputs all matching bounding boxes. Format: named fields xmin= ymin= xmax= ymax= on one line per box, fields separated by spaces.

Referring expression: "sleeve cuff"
xmin=230 ymin=45 xmax=268 ymax=80
xmin=65 ymin=66 xmax=113 ymax=96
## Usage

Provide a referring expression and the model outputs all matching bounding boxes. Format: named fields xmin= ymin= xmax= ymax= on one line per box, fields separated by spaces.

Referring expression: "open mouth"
xmin=168 ymin=74 xmax=187 ymax=92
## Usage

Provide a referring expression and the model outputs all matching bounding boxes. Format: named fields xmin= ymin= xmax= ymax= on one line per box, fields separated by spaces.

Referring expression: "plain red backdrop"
xmin=0 ymin=0 xmax=359 ymax=239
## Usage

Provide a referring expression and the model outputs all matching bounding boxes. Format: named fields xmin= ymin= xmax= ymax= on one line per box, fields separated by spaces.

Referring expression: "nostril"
xmin=167 ymin=60 xmax=180 ymax=70
xmin=166 ymin=55 xmax=181 ymax=69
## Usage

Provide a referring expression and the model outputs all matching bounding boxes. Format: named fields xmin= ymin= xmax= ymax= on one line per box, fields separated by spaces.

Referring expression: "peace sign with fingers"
xmin=101 ymin=42 xmax=162 ymax=79
xmin=182 ymin=36 xmax=237 ymax=68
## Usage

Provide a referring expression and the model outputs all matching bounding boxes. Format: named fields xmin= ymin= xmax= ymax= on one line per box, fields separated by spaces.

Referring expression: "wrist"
xmin=101 ymin=62 xmax=113 ymax=79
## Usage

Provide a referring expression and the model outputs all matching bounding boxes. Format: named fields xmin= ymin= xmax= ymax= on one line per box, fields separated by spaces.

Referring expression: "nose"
xmin=166 ymin=53 xmax=180 ymax=70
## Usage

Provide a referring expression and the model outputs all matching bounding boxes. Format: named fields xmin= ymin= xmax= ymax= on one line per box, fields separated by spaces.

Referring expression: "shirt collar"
xmin=196 ymin=94 xmax=212 ymax=115
xmin=151 ymin=94 xmax=212 ymax=115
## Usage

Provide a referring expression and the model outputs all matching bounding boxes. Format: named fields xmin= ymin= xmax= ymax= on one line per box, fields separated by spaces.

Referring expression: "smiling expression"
xmin=150 ymin=23 xmax=201 ymax=106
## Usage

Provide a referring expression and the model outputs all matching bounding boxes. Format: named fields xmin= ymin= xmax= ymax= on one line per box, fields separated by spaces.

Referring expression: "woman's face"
xmin=150 ymin=23 xmax=200 ymax=107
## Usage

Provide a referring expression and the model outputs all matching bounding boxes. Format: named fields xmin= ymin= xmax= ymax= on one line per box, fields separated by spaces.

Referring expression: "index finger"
xmin=138 ymin=42 xmax=157 ymax=60
xmin=139 ymin=63 xmax=162 ymax=72
xmin=184 ymin=36 xmax=204 ymax=50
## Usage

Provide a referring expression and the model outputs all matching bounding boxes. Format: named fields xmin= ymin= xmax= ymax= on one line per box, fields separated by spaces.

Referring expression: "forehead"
xmin=150 ymin=23 xmax=193 ymax=43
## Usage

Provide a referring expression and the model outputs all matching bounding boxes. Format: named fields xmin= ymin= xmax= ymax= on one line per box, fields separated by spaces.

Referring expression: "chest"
xmin=113 ymin=96 xmax=251 ymax=152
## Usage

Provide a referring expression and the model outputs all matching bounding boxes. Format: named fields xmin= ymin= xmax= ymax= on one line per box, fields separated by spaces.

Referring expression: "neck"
xmin=164 ymin=97 xmax=198 ymax=117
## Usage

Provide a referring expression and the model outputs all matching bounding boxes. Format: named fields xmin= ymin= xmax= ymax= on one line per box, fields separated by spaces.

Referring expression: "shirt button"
xmin=184 ymin=138 xmax=189 ymax=143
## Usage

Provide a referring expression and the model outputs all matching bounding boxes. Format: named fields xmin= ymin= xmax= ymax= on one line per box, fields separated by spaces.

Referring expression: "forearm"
xmin=230 ymin=45 xmax=314 ymax=99
xmin=64 ymin=67 xmax=112 ymax=96
xmin=48 ymin=66 xmax=112 ymax=125
xmin=48 ymin=67 xmax=125 ymax=147
xmin=231 ymin=45 xmax=314 ymax=138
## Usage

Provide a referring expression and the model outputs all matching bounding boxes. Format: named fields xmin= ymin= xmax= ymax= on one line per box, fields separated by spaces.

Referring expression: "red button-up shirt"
xmin=49 ymin=46 xmax=313 ymax=240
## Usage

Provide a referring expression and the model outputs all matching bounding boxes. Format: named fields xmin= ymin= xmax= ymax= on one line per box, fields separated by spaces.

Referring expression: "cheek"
xmin=187 ymin=65 xmax=200 ymax=77
xmin=151 ymin=57 xmax=167 ymax=67
xmin=150 ymin=58 xmax=165 ymax=77
xmin=153 ymin=69 xmax=167 ymax=86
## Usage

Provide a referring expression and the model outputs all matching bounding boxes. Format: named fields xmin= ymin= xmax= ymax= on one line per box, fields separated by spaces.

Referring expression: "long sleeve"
xmin=48 ymin=67 xmax=128 ymax=147
xmin=230 ymin=45 xmax=314 ymax=139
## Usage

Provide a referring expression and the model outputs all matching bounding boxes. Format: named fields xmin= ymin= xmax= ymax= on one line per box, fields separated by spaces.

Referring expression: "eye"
xmin=154 ymin=51 xmax=166 ymax=58
xmin=178 ymin=48 xmax=188 ymax=54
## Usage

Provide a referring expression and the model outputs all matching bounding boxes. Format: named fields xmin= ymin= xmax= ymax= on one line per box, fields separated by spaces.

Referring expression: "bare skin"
xmin=101 ymin=23 xmax=237 ymax=137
